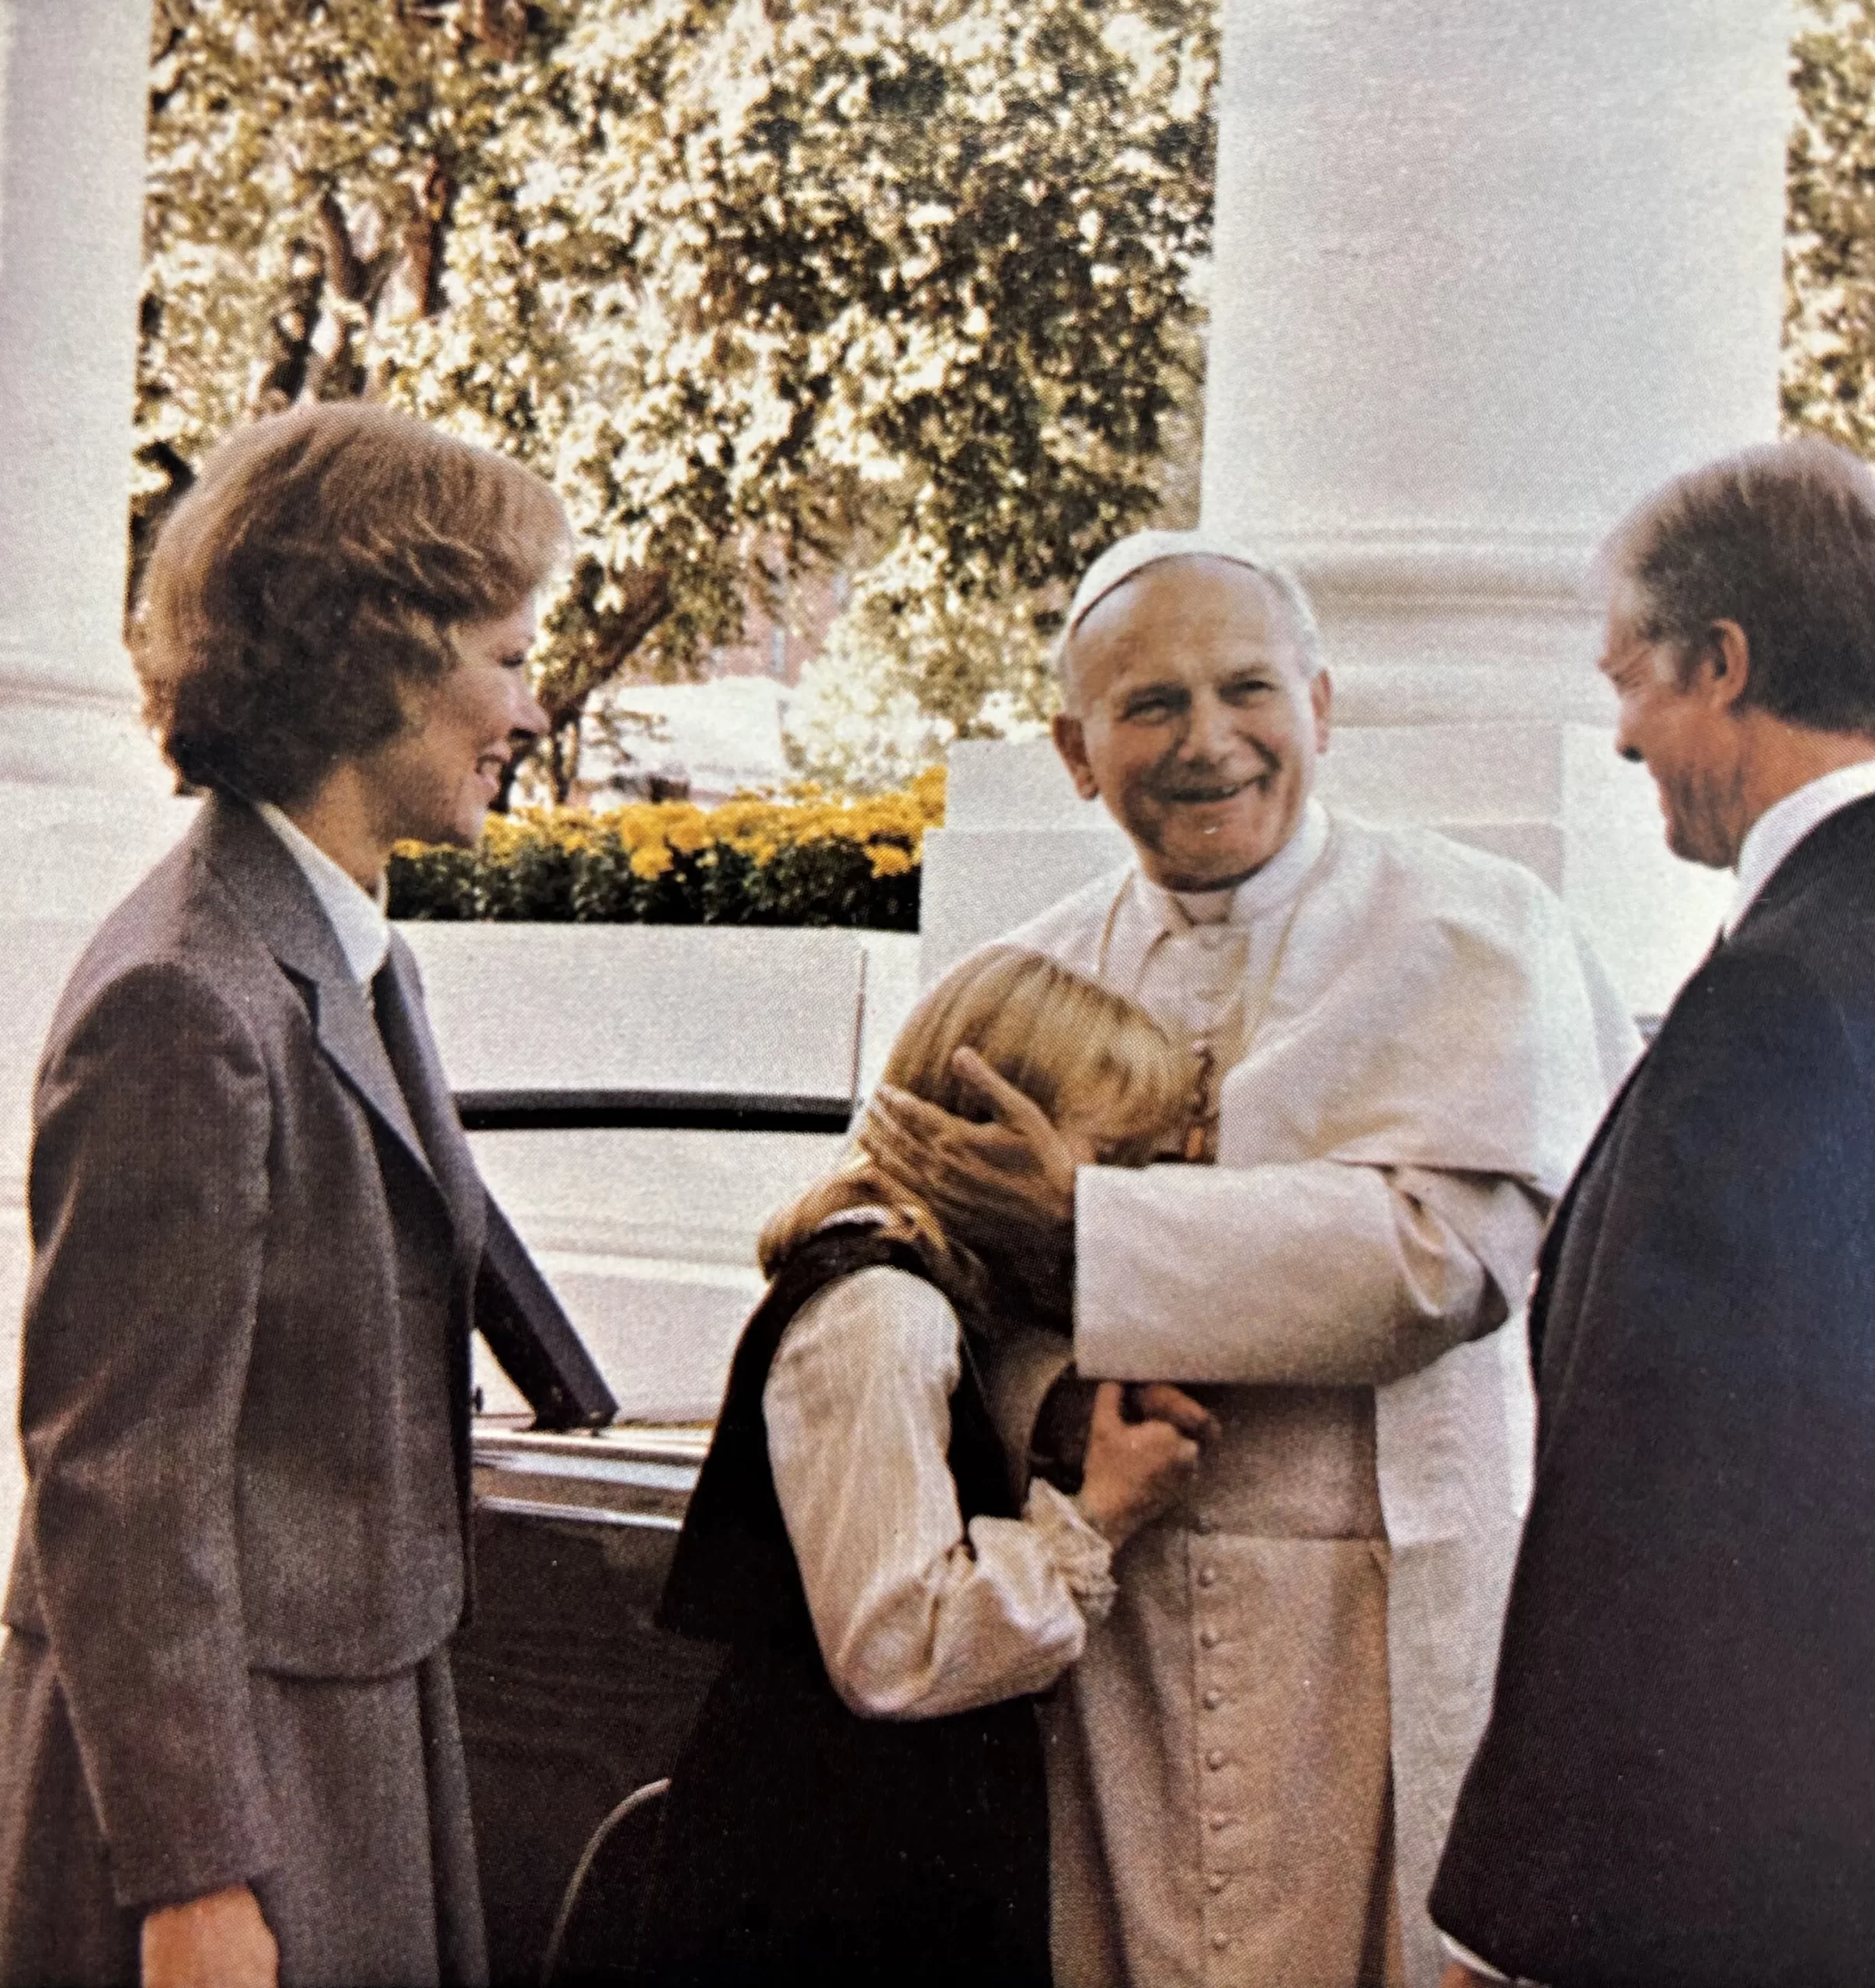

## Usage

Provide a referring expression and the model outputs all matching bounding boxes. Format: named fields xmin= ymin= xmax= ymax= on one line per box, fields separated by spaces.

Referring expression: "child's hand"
xmin=1076 ymin=1382 xmax=1203 ymax=1548
xmin=1124 ymin=1381 xmax=1220 ymax=1444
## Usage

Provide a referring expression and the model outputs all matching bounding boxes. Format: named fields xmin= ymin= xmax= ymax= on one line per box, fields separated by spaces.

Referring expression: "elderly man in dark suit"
xmin=1431 ymin=436 xmax=1875 ymax=1987
xmin=0 ymin=403 xmax=569 ymax=1988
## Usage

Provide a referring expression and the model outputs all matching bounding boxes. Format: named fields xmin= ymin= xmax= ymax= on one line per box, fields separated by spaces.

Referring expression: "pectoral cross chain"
xmin=1181 ymin=1039 xmax=1219 ymax=1163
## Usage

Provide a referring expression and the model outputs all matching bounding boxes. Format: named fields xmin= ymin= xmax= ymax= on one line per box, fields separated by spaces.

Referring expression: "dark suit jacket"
xmin=1431 ymin=793 xmax=1875 ymax=1987
xmin=0 ymin=794 xmax=486 ymax=1913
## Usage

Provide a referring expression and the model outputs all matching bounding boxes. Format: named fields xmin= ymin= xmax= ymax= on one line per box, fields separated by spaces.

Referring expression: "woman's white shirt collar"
xmin=256 ymin=801 xmax=392 ymax=984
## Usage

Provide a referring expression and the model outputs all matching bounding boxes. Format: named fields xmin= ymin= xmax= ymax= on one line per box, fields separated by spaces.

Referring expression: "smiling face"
xmin=1053 ymin=556 xmax=1331 ymax=891
xmin=357 ymin=598 xmax=551 ymax=853
xmin=1598 ymin=579 xmax=1748 ymax=871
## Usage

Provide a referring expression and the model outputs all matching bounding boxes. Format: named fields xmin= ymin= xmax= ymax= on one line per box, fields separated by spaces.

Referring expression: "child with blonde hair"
xmin=635 ymin=947 xmax=1209 ymax=1986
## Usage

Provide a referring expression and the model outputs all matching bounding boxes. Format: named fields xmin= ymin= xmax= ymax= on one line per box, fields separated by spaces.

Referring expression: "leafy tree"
xmin=782 ymin=325 xmax=1202 ymax=791
xmin=1786 ymin=0 xmax=1875 ymax=443
xmin=781 ymin=536 xmax=1058 ymax=792
xmin=139 ymin=0 xmax=1217 ymax=795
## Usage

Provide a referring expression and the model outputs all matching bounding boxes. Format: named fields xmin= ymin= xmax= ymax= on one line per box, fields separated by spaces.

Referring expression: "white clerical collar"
xmin=1143 ymin=797 xmax=1332 ymax=933
xmin=256 ymin=801 xmax=392 ymax=984
xmin=1727 ymin=759 xmax=1875 ymax=935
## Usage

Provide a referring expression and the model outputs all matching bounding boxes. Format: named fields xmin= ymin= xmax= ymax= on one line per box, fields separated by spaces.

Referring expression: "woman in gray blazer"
xmin=0 ymin=403 xmax=569 ymax=1988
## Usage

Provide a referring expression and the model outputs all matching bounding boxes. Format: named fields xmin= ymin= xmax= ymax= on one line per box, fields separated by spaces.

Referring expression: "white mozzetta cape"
xmin=998 ymin=805 xmax=1638 ymax=1988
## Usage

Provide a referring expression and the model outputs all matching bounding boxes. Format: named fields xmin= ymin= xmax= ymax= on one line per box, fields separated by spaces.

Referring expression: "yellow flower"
xmin=610 ymin=805 xmax=666 ymax=852
xmin=910 ymin=764 xmax=948 ymax=822
xmin=868 ymin=844 xmax=914 ymax=878
xmin=662 ymin=805 xmax=713 ymax=854
xmin=475 ymin=816 xmax=528 ymax=860
xmin=629 ymin=842 xmax=673 ymax=880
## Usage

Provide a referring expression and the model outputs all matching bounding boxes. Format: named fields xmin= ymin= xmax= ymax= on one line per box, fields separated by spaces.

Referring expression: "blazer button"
xmin=1191 ymin=1513 xmax=1215 ymax=1534
xmin=1199 ymin=1628 xmax=1220 ymax=1649
xmin=1202 ymin=1689 xmax=1223 ymax=1710
xmin=1197 ymin=1566 xmax=1218 ymax=1587
xmin=1205 ymin=1749 xmax=1226 ymax=1770
xmin=1205 ymin=1874 xmax=1227 ymax=1895
xmin=1211 ymin=1931 xmax=1230 ymax=1952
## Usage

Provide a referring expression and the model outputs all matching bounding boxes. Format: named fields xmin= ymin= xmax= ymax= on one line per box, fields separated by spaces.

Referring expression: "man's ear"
xmin=1310 ymin=669 xmax=1332 ymax=752
xmin=1053 ymin=712 xmax=1101 ymax=801
xmin=1696 ymin=620 xmax=1752 ymax=712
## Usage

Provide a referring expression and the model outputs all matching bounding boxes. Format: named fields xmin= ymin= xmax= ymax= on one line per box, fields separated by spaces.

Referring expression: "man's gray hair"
xmin=1056 ymin=528 xmax=1326 ymax=704
xmin=1609 ymin=436 xmax=1875 ymax=738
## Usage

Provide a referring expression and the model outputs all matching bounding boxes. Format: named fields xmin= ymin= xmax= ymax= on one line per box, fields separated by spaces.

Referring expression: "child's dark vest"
xmin=636 ymin=1224 xmax=1051 ymax=1988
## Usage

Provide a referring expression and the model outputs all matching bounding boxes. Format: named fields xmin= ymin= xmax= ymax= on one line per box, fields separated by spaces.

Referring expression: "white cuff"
xmin=1025 ymin=1479 xmax=1117 ymax=1622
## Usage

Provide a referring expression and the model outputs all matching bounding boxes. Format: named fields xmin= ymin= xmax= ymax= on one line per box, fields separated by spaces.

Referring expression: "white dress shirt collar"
xmin=1727 ymin=759 xmax=1875 ymax=935
xmin=1140 ymin=796 xmax=1332 ymax=933
xmin=255 ymin=801 xmax=392 ymax=984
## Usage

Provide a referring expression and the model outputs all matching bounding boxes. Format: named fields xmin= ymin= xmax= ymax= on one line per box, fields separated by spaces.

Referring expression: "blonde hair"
xmin=760 ymin=947 xmax=1192 ymax=1302
xmin=135 ymin=401 xmax=572 ymax=805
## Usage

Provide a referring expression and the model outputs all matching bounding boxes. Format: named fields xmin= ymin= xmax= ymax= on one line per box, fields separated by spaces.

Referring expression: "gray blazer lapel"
xmin=194 ymin=797 xmax=435 ymax=1189
xmin=376 ymin=933 xmax=488 ymax=1265
xmin=317 ymin=968 xmax=434 ymax=1180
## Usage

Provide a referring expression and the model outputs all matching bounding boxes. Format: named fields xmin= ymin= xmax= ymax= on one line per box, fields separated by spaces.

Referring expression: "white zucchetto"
xmin=1061 ymin=527 xmax=1324 ymax=677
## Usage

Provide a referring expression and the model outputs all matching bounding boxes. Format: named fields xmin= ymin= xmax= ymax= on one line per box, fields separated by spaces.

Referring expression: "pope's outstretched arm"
xmin=1074 ymin=1157 xmax=1541 ymax=1386
xmin=862 ymin=1052 xmax=1545 ymax=1388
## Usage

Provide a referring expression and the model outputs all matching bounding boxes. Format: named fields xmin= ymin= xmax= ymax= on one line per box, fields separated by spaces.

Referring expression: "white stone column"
xmin=0 ymin=0 xmax=185 ymax=1552
xmin=0 ymin=0 xmax=166 ymax=798
xmin=1202 ymin=0 xmax=1791 ymax=1013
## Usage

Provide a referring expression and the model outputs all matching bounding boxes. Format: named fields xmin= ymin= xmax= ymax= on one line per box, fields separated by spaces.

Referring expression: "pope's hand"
xmin=861 ymin=1048 xmax=1077 ymax=1229
xmin=858 ymin=1048 xmax=1077 ymax=1314
xmin=141 ymin=1885 xmax=277 ymax=1988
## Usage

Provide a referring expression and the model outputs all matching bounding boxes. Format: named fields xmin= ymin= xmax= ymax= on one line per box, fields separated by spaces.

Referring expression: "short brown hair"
xmin=134 ymin=402 xmax=572 ymax=804
xmin=762 ymin=947 xmax=1192 ymax=1305
xmin=1608 ymin=436 xmax=1875 ymax=737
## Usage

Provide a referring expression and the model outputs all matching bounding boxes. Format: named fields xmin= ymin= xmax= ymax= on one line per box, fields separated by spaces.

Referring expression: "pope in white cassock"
xmin=864 ymin=530 xmax=1638 ymax=1988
